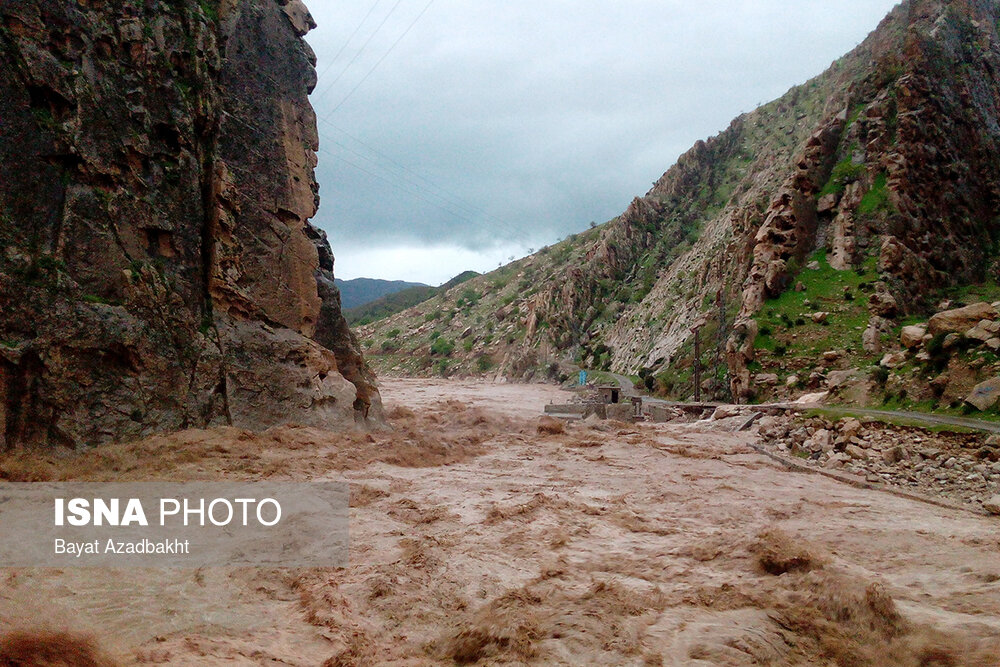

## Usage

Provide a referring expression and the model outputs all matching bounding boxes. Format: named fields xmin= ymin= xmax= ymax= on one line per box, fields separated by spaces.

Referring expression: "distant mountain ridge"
xmin=335 ymin=278 xmax=429 ymax=310
xmin=345 ymin=271 xmax=479 ymax=325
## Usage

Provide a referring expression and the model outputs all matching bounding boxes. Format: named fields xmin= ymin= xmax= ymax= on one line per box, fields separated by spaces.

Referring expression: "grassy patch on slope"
xmin=754 ymin=250 xmax=879 ymax=369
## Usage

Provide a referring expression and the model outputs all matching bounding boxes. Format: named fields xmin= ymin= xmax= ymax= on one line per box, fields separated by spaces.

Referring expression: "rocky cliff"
xmin=0 ymin=0 xmax=381 ymax=449
xmin=361 ymin=0 xmax=1000 ymax=410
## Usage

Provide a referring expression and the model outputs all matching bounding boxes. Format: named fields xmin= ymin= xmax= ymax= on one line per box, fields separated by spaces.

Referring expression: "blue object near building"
xmin=579 ymin=370 xmax=587 ymax=386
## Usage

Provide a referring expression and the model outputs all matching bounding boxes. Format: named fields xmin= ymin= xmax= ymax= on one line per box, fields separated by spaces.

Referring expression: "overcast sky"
xmin=303 ymin=1 xmax=900 ymax=285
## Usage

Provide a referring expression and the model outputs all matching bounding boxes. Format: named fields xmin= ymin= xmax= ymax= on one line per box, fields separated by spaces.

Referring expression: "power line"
xmin=317 ymin=118 xmax=522 ymax=234
xmin=324 ymin=0 xmax=436 ymax=115
xmin=253 ymin=67 xmax=525 ymax=238
xmin=328 ymin=152 xmax=486 ymax=227
xmin=314 ymin=0 xmax=383 ymax=83
xmin=323 ymin=135 xmax=486 ymax=220
xmin=220 ymin=108 xmax=492 ymax=232
xmin=311 ymin=0 xmax=407 ymax=104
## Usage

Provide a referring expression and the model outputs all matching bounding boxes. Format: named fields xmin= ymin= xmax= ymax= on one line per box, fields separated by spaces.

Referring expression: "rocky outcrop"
xmin=0 ymin=0 xmax=380 ymax=449
xmin=726 ymin=0 xmax=1000 ymax=401
xmin=928 ymin=302 xmax=998 ymax=336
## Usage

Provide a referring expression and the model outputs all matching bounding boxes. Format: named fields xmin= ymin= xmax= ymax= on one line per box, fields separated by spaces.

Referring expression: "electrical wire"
xmin=314 ymin=0 xmax=383 ymax=83
xmin=323 ymin=0 xmax=436 ymax=115
xmin=311 ymin=0 xmax=407 ymax=104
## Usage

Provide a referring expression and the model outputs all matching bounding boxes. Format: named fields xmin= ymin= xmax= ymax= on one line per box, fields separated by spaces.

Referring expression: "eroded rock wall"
xmin=0 ymin=0 xmax=381 ymax=449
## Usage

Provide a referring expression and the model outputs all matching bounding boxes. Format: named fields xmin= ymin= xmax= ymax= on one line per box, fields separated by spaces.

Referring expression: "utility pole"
xmin=692 ymin=325 xmax=702 ymax=403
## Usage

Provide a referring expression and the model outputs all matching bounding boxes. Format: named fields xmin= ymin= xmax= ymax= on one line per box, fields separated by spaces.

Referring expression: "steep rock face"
xmin=0 ymin=0 xmax=381 ymax=449
xmin=727 ymin=0 xmax=1000 ymax=400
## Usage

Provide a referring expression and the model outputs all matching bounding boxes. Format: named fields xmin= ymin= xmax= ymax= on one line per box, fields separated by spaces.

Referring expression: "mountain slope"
xmin=361 ymin=0 xmax=1000 ymax=407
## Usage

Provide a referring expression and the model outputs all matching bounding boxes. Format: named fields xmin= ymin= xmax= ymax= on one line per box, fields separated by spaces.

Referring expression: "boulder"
xmin=987 ymin=338 xmax=1000 ymax=352
xmin=984 ymin=495 xmax=1000 ymax=516
xmin=863 ymin=316 xmax=894 ymax=354
xmin=817 ymin=193 xmax=840 ymax=214
xmin=811 ymin=312 xmax=829 ymax=324
xmin=838 ymin=417 xmax=863 ymax=439
xmin=966 ymin=377 xmax=1000 ymax=412
xmin=845 ymin=444 xmax=868 ymax=460
xmin=786 ymin=375 xmax=800 ymax=388
xmin=868 ymin=283 xmax=898 ymax=318
xmin=806 ymin=429 xmax=833 ymax=453
xmin=928 ymin=302 xmax=998 ymax=336
xmin=827 ymin=369 xmax=859 ymax=389
xmin=900 ymin=325 xmax=927 ymax=349
xmin=966 ymin=323 xmax=993 ymax=342
xmin=822 ymin=350 xmax=841 ymax=362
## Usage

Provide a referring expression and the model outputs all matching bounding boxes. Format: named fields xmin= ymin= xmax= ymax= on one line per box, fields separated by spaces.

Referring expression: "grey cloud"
xmin=302 ymin=1 xmax=900 ymax=278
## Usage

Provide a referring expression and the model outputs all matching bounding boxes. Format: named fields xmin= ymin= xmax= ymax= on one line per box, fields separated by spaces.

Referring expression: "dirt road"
xmin=2 ymin=379 xmax=998 ymax=665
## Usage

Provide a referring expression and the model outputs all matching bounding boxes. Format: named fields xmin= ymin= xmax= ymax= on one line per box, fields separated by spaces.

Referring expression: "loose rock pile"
xmin=757 ymin=414 xmax=1000 ymax=513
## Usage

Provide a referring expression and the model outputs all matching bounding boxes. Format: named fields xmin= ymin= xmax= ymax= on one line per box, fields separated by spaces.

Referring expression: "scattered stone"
xmin=806 ymin=261 xmax=821 ymax=271
xmin=987 ymin=338 xmax=1000 ymax=352
xmin=880 ymin=352 xmax=906 ymax=368
xmin=900 ymin=325 xmax=927 ymax=349
xmin=929 ymin=373 xmax=950 ymax=394
xmin=882 ymin=446 xmax=908 ymax=464
xmin=985 ymin=496 xmax=1000 ymax=515
xmin=794 ymin=282 xmax=806 ymax=292
xmin=824 ymin=453 xmax=849 ymax=469
xmin=811 ymin=312 xmax=829 ymax=324
xmin=461 ymin=327 xmax=473 ymax=339
xmin=928 ymin=302 xmax=998 ymax=336
xmin=986 ymin=435 xmax=1000 ymax=446
xmin=789 ymin=427 xmax=809 ymax=444
xmin=966 ymin=377 xmax=1000 ymax=412
xmin=754 ymin=373 xmax=780 ymax=387
xmin=822 ymin=350 xmax=841 ymax=362
xmin=712 ymin=405 xmax=741 ymax=420
xmin=786 ymin=375 xmax=800 ymax=388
